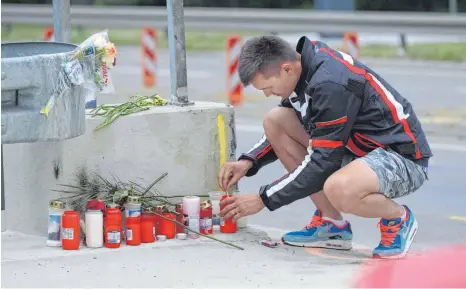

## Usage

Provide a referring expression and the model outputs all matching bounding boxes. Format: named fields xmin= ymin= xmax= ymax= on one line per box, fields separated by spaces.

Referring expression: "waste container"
xmin=1 ymin=41 xmax=89 ymax=144
xmin=1 ymin=41 xmax=92 ymax=232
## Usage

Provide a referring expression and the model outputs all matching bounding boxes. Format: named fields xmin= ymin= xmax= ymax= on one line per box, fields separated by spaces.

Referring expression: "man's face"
xmin=250 ymin=62 xmax=300 ymax=99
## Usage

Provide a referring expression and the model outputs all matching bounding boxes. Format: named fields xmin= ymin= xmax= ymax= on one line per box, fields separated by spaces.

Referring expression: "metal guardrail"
xmin=2 ymin=4 xmax=466 ymax=34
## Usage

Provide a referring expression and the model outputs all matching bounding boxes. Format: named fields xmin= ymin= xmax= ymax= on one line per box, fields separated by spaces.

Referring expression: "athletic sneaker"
xmin=281 ymin=210 xmax=353 ymax=250
xmin=373 ymin=205 xmax=418 ymax=259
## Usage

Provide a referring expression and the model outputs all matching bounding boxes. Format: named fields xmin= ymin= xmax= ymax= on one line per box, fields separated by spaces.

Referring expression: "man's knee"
xmin=323 ymin=173 xmax=355 ymax=214
xmin=263 ymin=107 xmax=293 ymax=138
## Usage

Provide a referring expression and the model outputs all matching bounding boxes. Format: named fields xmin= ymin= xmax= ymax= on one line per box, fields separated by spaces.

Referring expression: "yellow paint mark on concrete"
xmin=450 ymin=216 xmax=466 ymax=222
xmin=217 ymin=113 xmax=227 ymax=169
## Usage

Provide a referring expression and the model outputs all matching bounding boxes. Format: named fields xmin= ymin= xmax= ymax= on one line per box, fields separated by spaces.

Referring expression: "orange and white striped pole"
xmin=44 ymin=27 xmax=54 ymax=41
xmin=141 ymin=27 xmax=157 ymax=88
xmin=226 ymin=34 xmax=244 ymax=106
xmin=342 ymin=32 xmax=360 ymax=60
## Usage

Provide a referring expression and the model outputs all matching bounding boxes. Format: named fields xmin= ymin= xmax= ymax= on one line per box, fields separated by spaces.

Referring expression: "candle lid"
xmin=143 ymin=207 xmax=154 ymax=213
xmin=126 ymin=196 xmax=140 ymax=204
xmin=155 ymin=205 xmax=168 ymax=213
xmin=200 ymin=200 xmax=212 ymax=209
xmin=49 ymin=200 xmax=65 ymax=209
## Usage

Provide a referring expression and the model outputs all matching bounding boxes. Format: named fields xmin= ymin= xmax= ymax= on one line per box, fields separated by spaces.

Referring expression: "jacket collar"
xmin=294 ymin=36 xmax=318 ymax=96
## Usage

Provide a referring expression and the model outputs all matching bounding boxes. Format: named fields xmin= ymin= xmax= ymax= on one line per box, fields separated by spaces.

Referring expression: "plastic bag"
xmin=40 ymin=30 xmax=117 ymax=116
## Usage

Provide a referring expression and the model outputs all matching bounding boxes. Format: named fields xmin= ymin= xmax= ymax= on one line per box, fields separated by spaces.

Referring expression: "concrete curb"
xmin=2 ymin=101 xmax=236 ymax=235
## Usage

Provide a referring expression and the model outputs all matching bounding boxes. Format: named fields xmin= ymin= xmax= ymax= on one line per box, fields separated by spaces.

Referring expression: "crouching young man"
xmin=218 ymin=35 xmax=432 ymax=259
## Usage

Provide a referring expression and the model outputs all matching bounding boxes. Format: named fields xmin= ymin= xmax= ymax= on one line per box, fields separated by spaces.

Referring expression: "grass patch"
xmin=2 ymin=24 xmax=465 ymax=61
xmin=360 ymin=43 xmax=466 ymax=62
xmin=1 ymin=24 xmax=257 ymax=50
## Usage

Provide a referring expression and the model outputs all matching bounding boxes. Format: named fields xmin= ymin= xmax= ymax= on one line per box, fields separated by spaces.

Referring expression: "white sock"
xmin=323 ymin=217 xmax=347 ymax=227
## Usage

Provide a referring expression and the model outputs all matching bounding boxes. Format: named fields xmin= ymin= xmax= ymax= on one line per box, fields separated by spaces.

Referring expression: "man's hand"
xmin=219 ymin=193 xmax=265 ymax=223
xmin=218 ymin=160 xmax=253 ymax=192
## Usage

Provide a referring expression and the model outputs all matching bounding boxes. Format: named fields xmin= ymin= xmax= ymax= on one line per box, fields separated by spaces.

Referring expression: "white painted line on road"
xmin=236 ymin=124 xmax=466 ymax=152
xmin=115 ymin=65 xmax=213 ymax=79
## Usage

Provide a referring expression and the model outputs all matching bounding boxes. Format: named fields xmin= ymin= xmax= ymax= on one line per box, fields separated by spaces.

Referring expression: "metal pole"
xmin=449 ymin=0 xmax=458 ymax=13
xmin=166 ymin=0 xmax=193 ymax=106
xmin=1 ymin=145 xmax=5 ymax=232
xmin=52 ymin=0 xmax=72 ymax=42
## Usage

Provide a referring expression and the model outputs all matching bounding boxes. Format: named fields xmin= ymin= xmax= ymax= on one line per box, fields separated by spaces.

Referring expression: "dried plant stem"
xmin=153 ymin=212 xmax=244 ymax=251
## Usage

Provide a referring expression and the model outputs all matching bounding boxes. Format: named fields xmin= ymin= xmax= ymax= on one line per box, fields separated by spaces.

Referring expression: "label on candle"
xmin=107 ymin=231 xmax=120 ymax=244
xmin=62 ymin=228 xmax=74 ymax=240
xmin=126 ymin=229 xmax=133 ymax=241
xmin=200 ymin=218 xmax=212 ymax=231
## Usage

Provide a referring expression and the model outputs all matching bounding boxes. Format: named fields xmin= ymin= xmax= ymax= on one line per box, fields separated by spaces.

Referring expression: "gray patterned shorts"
xmin=349 ymin=148 xmax=429 ymax=199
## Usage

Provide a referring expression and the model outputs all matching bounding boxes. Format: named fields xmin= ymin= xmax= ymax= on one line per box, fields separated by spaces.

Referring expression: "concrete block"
xmin=3 ymin=101 xmax=237 ymax=235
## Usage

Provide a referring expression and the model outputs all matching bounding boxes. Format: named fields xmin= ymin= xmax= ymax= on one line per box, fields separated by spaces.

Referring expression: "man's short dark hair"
xmin=238 ymin=35 xmax=298 ymax=86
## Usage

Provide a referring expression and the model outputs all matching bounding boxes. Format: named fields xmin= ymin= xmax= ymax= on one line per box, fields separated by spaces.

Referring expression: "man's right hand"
xmin=218 ymin=160 xmax=254 ymax=192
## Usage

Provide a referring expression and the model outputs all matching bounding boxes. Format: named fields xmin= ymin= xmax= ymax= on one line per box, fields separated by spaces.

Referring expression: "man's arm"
xmin=258 ymin=82 xmax=362 ymax=211
xmin=237 ymin=98 xmax=294 ymax=176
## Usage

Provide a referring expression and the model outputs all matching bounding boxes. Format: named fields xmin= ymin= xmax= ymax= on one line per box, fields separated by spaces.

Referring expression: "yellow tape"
xmin=217 ymin=113 xmax=227 ymax=168
xmin=450 ymin=216 xmax=466 ymax=222
xmin=217 ymin=114 xmax=227 ymax=191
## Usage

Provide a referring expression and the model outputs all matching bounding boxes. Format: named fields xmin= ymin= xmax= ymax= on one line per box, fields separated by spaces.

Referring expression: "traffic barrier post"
xmin=43 ymin=27 xmax=54 ymax=41
xmin=141 ymin=27 xmax=157 ymax=88
xmin=342 ymin=32 xmax=360 ymax=60
xmin=226 ymin=35 xmax=244 ymax=106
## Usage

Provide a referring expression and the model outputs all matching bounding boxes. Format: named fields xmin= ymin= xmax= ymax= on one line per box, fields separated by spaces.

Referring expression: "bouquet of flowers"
xmin=40 ymin=30 xmax=117 ymax=116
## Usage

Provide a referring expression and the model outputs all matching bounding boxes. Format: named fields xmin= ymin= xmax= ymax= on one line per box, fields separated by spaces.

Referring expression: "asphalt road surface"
xmin=236 ymin=122 xmax=466 ymax=254
xmin=104 ymin=46 xmax=466 ymax=255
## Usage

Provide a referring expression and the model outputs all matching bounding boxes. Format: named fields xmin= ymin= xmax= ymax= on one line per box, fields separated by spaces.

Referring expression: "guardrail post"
xmin=166 ymin=0 xmax=193 ymax=106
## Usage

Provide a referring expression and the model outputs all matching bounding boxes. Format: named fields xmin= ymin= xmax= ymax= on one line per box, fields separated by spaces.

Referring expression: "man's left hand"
xmin=219 ymin=193 xmax=265 ymax=223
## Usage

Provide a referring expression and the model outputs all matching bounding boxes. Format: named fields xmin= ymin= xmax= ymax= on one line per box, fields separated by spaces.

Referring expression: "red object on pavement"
xmin=175 ymin=203 xmax=185 ymax=234
xmin=200 ymin=200 xmax=213 ymax=235
xmin=61 ymin=211 xmax=80 ymax=250
xmin=220 ymin=195 xmax=237 ymax=234
xmin=141 ymin=212 xmax=156 ymax=243
xmin=104 ymin=207 xmax=122 ymax=248
xmin=125 ymin=217 xmax=141 ymax=246
xmin=352 ymin=244 xmax=466 ymax=288
xmin=158 ymin=213 xmax=176 ymax=239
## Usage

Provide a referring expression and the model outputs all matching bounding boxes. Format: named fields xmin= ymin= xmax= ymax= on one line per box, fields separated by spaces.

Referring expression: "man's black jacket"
xmin=238 ymin=36 xmax=433 ymax=211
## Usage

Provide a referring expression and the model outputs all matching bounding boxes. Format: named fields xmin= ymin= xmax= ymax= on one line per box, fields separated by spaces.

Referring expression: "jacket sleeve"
xmin=258 ymin=82 xmax=361 ymax=211
xmin=237 ymin=98 xmax=294 ymax=177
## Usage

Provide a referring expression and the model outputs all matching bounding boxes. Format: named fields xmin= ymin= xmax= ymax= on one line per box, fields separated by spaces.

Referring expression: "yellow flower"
xmin=105 ymin=43 xmax=117 ymax=57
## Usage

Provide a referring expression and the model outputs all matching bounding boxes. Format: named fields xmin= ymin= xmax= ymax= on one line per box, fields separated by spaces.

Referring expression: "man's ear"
xmin=281 ymin=63 xmax=293 ymax=75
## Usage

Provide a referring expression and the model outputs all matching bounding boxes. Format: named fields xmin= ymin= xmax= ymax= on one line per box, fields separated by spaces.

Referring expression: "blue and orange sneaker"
xmin=281 ymin=210 xmax=353 ymax=250
xmin=373 ymin=205 xmax=418 ymax=259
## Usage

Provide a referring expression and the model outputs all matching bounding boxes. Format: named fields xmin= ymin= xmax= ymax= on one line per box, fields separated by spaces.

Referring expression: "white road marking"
xmin=235 ymin=123 xmax=466 ymax=152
